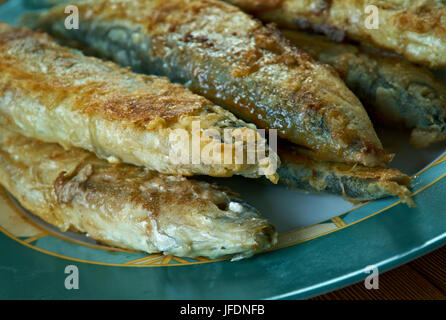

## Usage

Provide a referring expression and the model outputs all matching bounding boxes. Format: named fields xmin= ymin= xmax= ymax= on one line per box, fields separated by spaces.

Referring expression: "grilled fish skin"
xmin=282 ymin=30 xmax=446 ymax=148
xmin=277 ymin=143 xmax=414 ymax=205
xmin=0 ymin=128 xmax=277 ymax=260
xmin=29 ymin=0 xmax=391 ymax=167
xmin=0 ymin=23 xmax=278 ymax=182
xmin=226 ymin=0 xmax=446 ymax=69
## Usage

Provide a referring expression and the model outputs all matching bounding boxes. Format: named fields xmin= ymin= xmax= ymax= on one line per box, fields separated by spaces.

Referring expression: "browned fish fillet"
xmin=282 ymin=30 xmax=446 ymax=148
xmin=0 ymin=127 xmax=277 ymax=260
xmin=226 ymin=0 xmax=446 ymax=69
xmin=0 ymin=23 xmax=279 ymax=182
xmin=277 ymin=143 xmax=414 ymax=205
xmin=28 ymin=0 xmax=391 ymax=167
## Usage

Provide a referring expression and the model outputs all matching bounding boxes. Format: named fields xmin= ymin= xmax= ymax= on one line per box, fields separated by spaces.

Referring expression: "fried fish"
xmin=28 ymin=0 xmax=391 ymax=167
xmin=226 ymin=0 xmax=446 ymax=69
xmin=282 ymin=30 xmax=446 ymax=148
xmin=0 ymin=127 xmax=277 ymax=260
xmin=0 ymin=23 xmax=278 ymax=182
xmin=277 ymin=143 xmax=414 ymax=205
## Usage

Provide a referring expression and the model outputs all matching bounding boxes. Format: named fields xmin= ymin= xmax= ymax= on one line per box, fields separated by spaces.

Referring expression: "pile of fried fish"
xmin=0 ymin=0 xmax=445 ymax=260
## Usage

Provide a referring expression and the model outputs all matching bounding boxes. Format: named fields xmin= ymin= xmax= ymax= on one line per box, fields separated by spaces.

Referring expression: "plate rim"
xmin=1 ymin=157 xmax=446 ymax=299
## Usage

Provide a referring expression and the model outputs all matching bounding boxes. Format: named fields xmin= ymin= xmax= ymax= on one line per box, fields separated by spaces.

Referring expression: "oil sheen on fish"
xmin=277 ymin=143 xmax=414 ymax=205
xmin=0 ymin=23 xmax=278 ymax=182
xmin=226 ymin=0 xmax=446 ymax=69
xmin=29 ymin=0 xmax=391 ymax=167
xmin=282 ymin=30 xmax=446 ymax=148
xmin=0 ymin=128 xmax=277 ymax=260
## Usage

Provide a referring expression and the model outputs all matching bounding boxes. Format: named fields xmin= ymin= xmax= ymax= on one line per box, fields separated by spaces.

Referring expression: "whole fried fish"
xmin=282 ymin=30 xmax=446 ymax=148
xmin=226 ymin=0 xmax=446 ymax=69
xmin=277 ymin=143 xmax=414 ymax=205
xmin=0 ymin=23 xmax=278 ymax=182
xmin=0 ymin=128 xmax=277 ymax=260
xmin=28 ymin=0 xmax=391 ymax=167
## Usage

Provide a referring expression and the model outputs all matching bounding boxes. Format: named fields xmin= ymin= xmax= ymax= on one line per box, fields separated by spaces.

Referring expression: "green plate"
xmin=1 ymin=0 xmax=446 ymax=300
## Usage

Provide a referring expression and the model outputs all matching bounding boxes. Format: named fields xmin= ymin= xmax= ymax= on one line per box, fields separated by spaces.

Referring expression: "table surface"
xmin=314 ymin=245 xmax=446 ymax=300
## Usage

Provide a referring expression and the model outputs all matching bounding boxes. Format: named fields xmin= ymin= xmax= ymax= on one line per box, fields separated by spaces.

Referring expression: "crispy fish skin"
xmin=227 ymin=0 xmax=446 ymax=69
xmin=277 ymin=143 xmax=414 ymax=205
xmin=0 ymin=23 xmax=279 ymax=182
xmin=0 ymin=128 xmax=277 ymax=260
xmin=30 ymin=0 xmax=391 ymax=167
xmin=282 ymin=30 xmax=446 ymax=148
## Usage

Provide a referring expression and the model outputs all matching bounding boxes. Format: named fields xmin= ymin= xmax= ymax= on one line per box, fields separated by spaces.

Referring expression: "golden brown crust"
xmin=0 ymin=128 xmax=277 ymax=259
xmin=0 ymin=25 xmax=205 ymax=125
xmin=0 ymin=23 xmax=279 ymax=181
xmin=31 ymin=0 xmax=390 ymax=167
xmin=228 ymin=0 xmax=446 ymax=69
